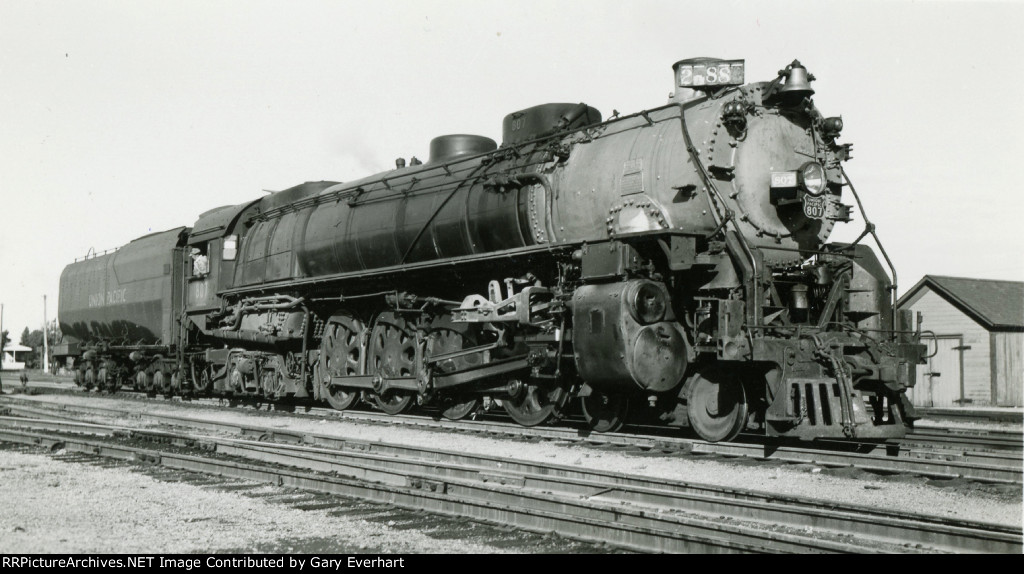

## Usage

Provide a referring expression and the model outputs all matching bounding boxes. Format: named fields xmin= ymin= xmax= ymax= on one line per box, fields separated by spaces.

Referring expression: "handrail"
xmin=839 ymin=166 xmax=899 ymax=341
xmin=677 ymin=101 xmax=762 ymax=326
xmin=73 ymin=246 xmax=120 ymax=263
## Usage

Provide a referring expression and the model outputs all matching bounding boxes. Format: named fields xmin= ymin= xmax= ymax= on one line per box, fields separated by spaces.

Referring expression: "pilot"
xmin=191 ymin=248 xmax=209 ymax=278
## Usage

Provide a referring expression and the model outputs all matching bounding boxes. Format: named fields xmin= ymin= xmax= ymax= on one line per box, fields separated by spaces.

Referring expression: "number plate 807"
xmin=678 ymin=61 xmax=745 ymax=87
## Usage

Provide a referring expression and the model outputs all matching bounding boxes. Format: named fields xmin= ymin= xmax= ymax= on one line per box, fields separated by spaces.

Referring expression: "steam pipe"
xmin=221 ymin=296 xmax=306 ymax=331
xmin=512 ymin=172 xmax=558 ymax=242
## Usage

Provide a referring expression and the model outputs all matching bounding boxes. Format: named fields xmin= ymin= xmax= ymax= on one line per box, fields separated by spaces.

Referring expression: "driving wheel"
xmin=367 ymin=314 xmax=417 ymax=415
xmin=320 ymin=314 xmax=366 ymax=411
xmin=427 ymin=326 xmax=481 ymax=420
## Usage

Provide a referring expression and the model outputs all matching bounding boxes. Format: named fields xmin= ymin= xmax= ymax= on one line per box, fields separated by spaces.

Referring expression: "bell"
xmin=778 ymin=60 xmax=815 ymax=98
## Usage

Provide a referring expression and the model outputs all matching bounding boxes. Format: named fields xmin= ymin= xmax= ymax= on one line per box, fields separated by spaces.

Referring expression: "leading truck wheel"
xmin=192 ymin=366 xmax=212 ymax=395
xmin=502 ymin=379 xmax=570 ymax=427
xmin=685 ymin=370 xmax=748 ymax=442
xmin=441 ymin=395 xmax=480 ymax=420
xmin=581 ymin=391 xmax=630 ymax=433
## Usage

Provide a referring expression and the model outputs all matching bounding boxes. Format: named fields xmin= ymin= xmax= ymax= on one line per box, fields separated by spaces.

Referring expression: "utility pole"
xmin=43 ymin=295 xmax=50 ymax=374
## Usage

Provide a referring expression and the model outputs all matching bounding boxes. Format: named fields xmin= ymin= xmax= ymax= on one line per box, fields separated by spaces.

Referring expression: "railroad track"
xmin=916 ymin=407 xmax=1023 ymax=425
xmin=0 ymin=415 xmax=1019 ymax=553
xmin=897 ymin=427 xmax=1022 ymax=453
xmin=34 ymin=383 xmax=1024 ymax=454
xmin=2 ymin=392 xmax=1020 ymax=486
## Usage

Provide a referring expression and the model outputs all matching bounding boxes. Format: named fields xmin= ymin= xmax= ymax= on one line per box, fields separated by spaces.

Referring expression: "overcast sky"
xmin=1 ymin=0 xmax=1022 ymax=337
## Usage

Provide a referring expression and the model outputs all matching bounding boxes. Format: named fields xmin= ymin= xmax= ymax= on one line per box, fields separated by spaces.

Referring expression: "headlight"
xmin=800 ymin=161 xmax=827 ymax=196
xmin=627 ymin=281 xmax=667 ymax=324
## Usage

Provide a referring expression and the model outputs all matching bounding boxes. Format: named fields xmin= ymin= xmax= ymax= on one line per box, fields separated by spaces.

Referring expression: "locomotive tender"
xmin=58 ymin=58 xmax=924 ymax=442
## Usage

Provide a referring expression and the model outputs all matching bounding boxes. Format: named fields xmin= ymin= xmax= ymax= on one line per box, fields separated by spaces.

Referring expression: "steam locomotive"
xmin=56 ymin=58 xmax=924 ymax=442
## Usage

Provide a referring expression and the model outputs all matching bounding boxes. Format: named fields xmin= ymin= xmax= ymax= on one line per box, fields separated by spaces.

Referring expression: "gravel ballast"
xmin=4 ymin=393 xmax=1022 ymax=529
xmin=0 ymin=449 xmax=507 ymax=554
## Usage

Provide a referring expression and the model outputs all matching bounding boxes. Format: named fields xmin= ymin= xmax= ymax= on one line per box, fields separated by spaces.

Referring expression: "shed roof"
xmin=2 ymin=343 xmax=32 ymax=352
xmin=898 ymin=275 xmax=1024 ymax=331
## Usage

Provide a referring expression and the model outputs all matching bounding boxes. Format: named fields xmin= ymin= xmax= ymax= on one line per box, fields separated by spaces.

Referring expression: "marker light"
xmin=822 ymin=117 xmax=843 ymax=140
xmin=799 ymin=162 xmax=827 ymax=196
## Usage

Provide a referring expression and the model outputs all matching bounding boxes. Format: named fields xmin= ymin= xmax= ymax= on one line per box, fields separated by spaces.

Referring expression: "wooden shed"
xmin=897 ymin=276 xmax=1023 ymax=407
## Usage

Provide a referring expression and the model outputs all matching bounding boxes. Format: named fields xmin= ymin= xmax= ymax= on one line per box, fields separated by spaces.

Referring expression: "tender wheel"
xmin=320 ymin=314 xmax=365 ymax=411
xmin=260 ymin=371 xmax=285 ymax=401
xmin=685 ymin=370 xmax=748 ymax=442
xmin=84 ymin=367 xmax=96 ymax=391
xmin=154 ymin=371 xmax=172 ymax=396
xmin=581 ymin=390 xmax=629 ymax=433
xmin=97 ymin=367 xmax=108 ymax=392
xmin=502 ymin=379 xmax=570 ymax=427
xmin=367 ymin=314 xmax=417 ymax=415
xmin=192 ymin=365 xmax=212 ymax=395
xmin=105 ymin=372 xmax=123 ymax=394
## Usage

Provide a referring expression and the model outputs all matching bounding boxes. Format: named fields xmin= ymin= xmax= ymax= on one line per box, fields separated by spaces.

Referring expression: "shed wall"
xmin=992 ymin=332 xmax=1024 ymax=407
xmin=901 ymin=289 xmax=992 ymax=404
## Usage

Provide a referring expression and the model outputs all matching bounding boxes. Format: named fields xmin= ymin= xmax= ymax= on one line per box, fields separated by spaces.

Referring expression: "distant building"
xmin=1 ymin=343 xmax=33 ymax=371
xmin=898 ymin=276 xmax=1023 ymax=407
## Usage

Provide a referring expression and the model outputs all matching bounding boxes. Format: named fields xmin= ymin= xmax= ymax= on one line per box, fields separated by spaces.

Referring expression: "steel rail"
xmin=1 ymin=413 xmax=1020 ymax=553
xmin=20 ymin=384 xmax=1024 ymax=454
xmin=916 ymin=408 xmax=1023 ymax=424
xmin=162 ymin=396 xmax=1024 ymax=463
xmin=902 ymin=428 xmax=1023 ymax=452
xmin=0 ymin=427 xmax=881 ymax=555
xmin=3 ymin=395 xmax=1021 ymax=485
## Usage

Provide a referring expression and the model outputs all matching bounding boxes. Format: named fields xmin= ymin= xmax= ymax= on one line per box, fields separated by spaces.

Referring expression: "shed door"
xmin=913 ymin=337 xmax=963 ymax=407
